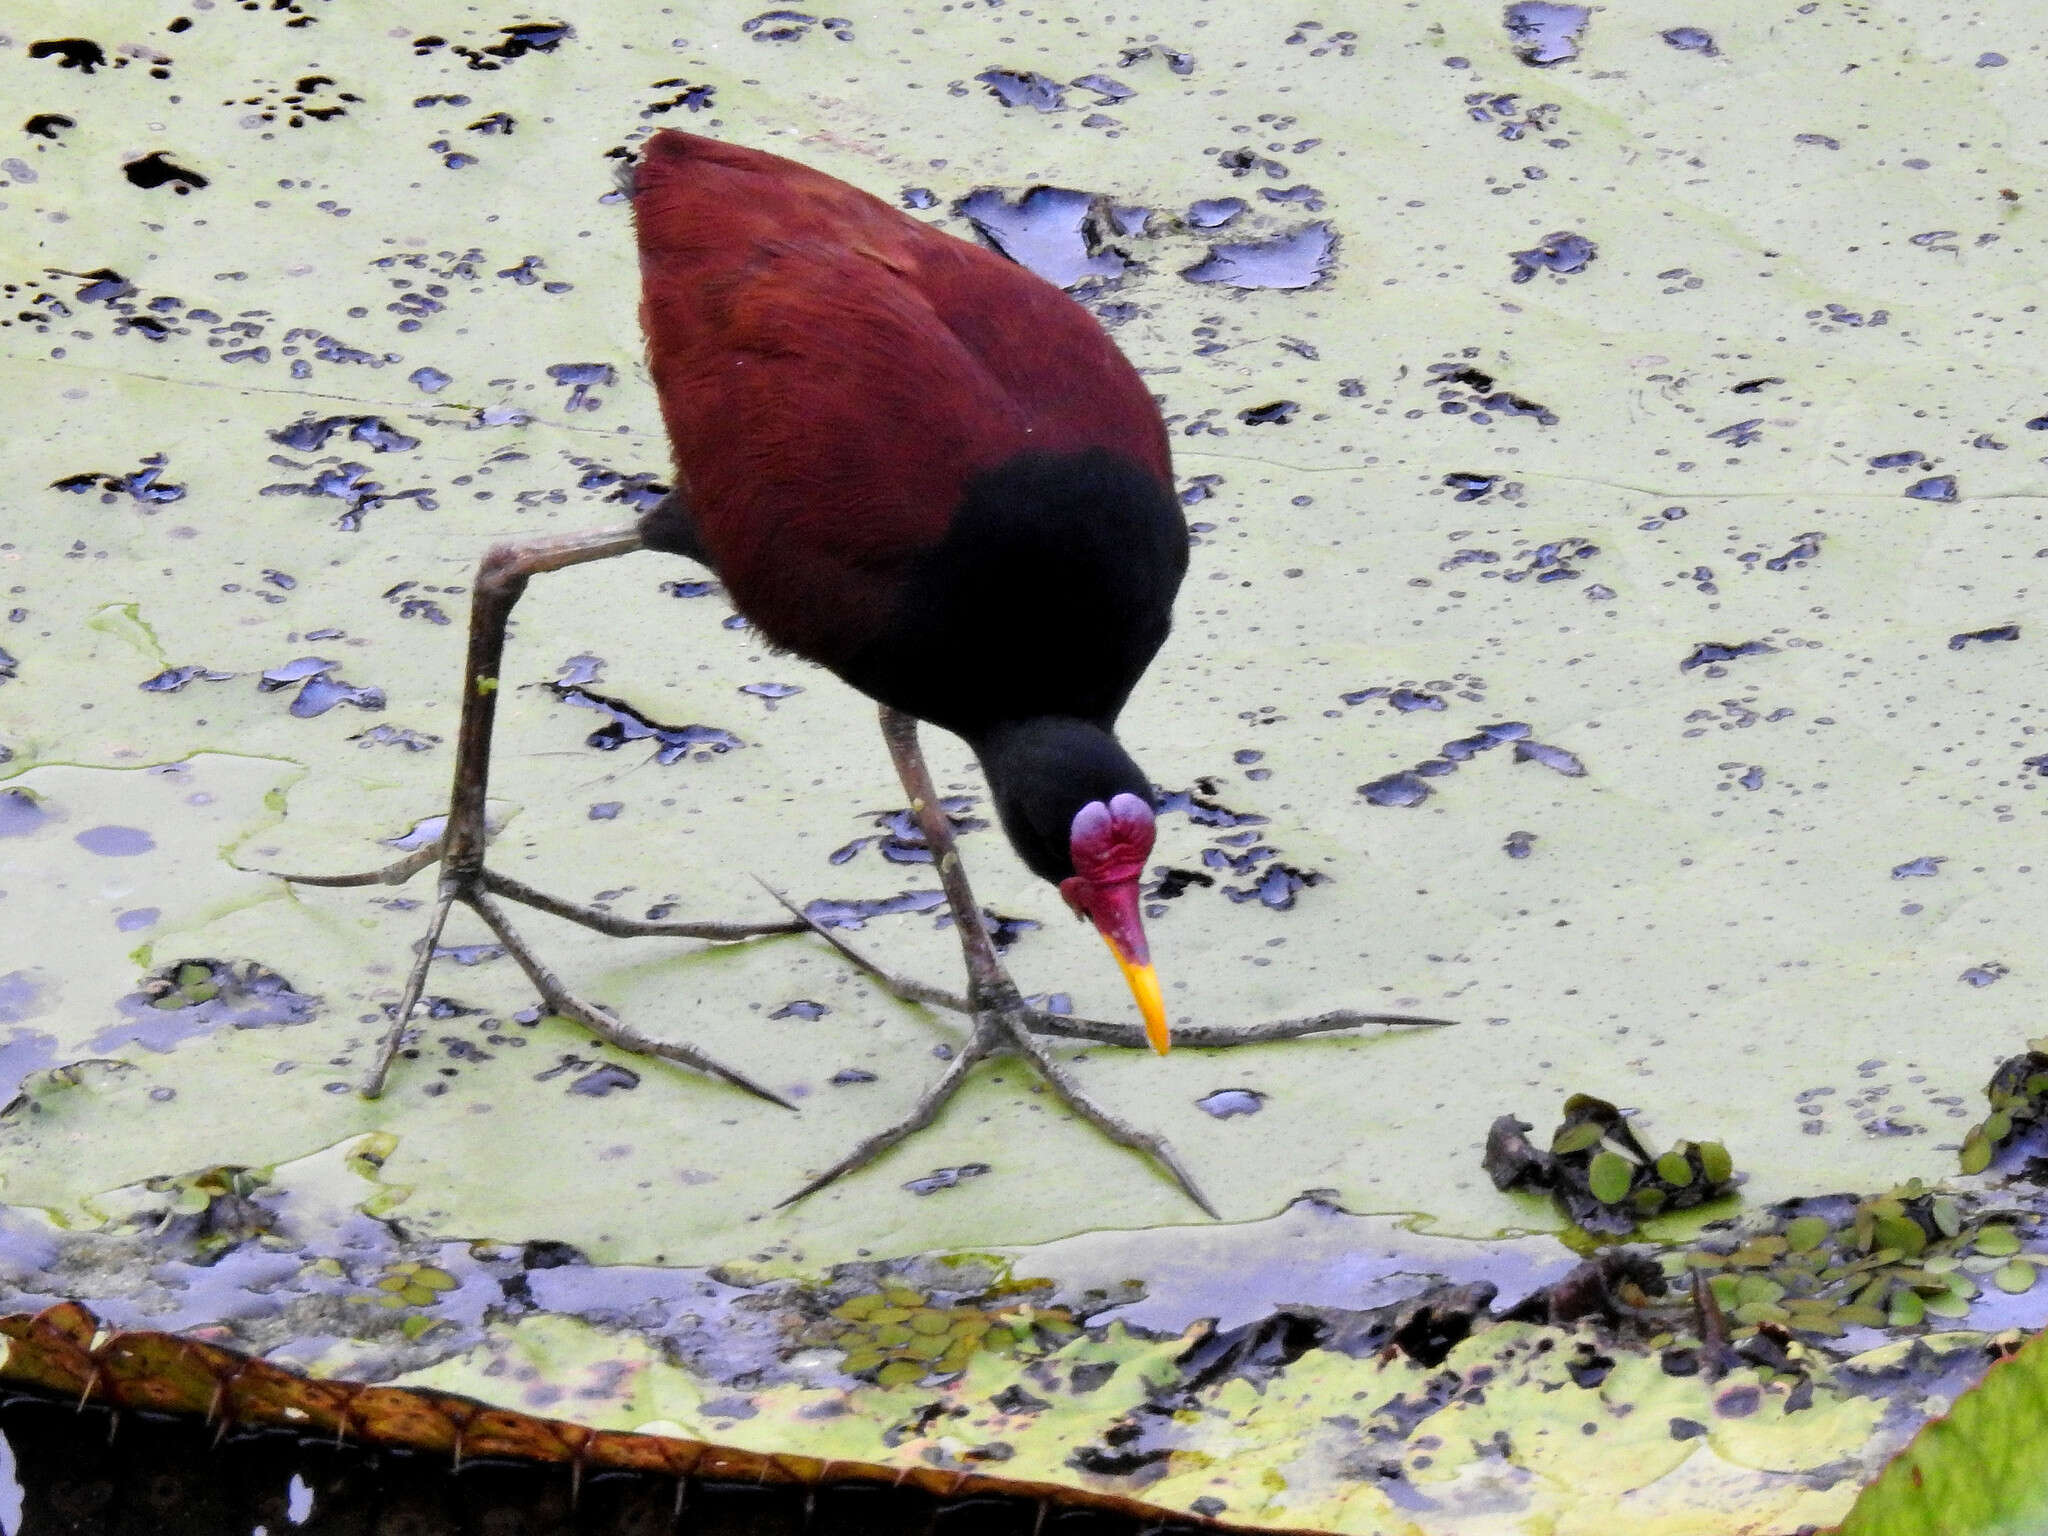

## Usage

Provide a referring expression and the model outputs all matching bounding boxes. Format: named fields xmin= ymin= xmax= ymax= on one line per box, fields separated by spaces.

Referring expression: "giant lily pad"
xmin=5 ymin=0 xmax=2048 ymax=1527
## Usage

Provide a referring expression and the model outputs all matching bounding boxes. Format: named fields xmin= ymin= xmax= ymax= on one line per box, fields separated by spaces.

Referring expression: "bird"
xmin=284 ymin=130 xmax=1447 ymax=1213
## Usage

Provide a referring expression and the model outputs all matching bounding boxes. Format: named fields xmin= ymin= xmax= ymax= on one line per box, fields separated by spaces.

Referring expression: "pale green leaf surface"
xmin=3 ymin=0 xmax=2048 ymax=1528
xmin=2 ymin=0 xmax=2042 ymax=1258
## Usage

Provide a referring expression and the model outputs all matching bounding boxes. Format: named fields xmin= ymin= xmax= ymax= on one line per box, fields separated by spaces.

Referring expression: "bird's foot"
xmin=271 ymin=846 xmax=802 ymax=1104
xmin=779 ymin=983 xmax=1219 ymax=1217
xmin=757 ymin=881 xmax=1456 ymax=1048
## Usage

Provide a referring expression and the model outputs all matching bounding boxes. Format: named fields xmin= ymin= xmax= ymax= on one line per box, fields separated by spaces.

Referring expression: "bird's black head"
xmin=972 ymin=716 xmax=1170 ymax=1053
xmin=971 ymin=717 xmax=1153 ymax=884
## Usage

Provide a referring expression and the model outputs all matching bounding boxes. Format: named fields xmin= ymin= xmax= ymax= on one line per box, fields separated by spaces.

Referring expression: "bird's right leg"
xmin=273 ymin=523 xmax=798 ymax=1102
xmin=782 ymin=707 xmax=1216 ymax=1213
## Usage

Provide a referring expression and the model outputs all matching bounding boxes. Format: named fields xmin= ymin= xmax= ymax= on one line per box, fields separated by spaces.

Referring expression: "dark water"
xmin=0 ymin=1389 xmax=1213 ymax=1535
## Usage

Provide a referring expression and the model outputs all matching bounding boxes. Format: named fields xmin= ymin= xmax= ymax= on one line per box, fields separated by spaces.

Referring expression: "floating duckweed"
xmin=1960 ymin=1129 xmax=1993 ymax=1175
xmin=129 ymin=957 xmax=316 ymax=1028
xmin=153 ymin=961 xmax=223 ymax=1007
xmin=1734 ymin=1274 xmax=1784 ymax=1307
xmin=1655 ymin=1151 xmax=1692 ymax=1186
xmin=353 ymin=1259 xmax=455 ymax=1313
xmin=1922 ymin=1289 xmax=1971 ymax=1319
xmin=802 ymin=1281 xmax=1081 ymax=1387
xmin=140 ymin=1166 xmax=273 ymax=1249
xmin=1587 ymin=1151 xmax=1633 ymax=1204
xmin=1679 ymin=1174 xmax=2043 ymax=1351
xmin=1735 ymin=1235 xmax=1787 ymax=1266
xmin=1993 ymin=1260 xmax=2037 ymax=1293
xmin=1551 ymin=1121 xmax=1603 ymax=1155
xmin=1974 ymin=1224 xmax=2020 ymax=1257
xmin=1873 ymin=1215 xmax=1927 ymax=1258
xmin=1804 ymin=1318 xmax=1849 ymax=1339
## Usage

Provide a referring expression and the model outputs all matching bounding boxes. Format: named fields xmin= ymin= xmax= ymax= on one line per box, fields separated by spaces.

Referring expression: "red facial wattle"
xmin=1060 ymin=793 xmax=1168 ymax=1053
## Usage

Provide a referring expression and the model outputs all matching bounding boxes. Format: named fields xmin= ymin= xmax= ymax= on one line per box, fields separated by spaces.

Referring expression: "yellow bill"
xmin=1102 ymin=935 xmax=1169 ymax=1054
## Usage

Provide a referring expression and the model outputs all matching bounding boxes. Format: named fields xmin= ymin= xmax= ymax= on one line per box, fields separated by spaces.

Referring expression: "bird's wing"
xmin=631 ymin=132 xmax=1166 ymax=663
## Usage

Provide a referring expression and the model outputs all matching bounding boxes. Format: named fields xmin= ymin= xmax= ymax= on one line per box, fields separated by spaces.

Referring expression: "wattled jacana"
xmin=286 ymin=131 xmax=1448 ymax=1213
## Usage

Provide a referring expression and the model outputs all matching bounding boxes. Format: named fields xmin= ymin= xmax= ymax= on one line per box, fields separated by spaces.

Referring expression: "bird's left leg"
xmin=272 ymin=521 xmax=797 ymax=1101
xmin=784 ymin=706 xmax=1215 ymax=1213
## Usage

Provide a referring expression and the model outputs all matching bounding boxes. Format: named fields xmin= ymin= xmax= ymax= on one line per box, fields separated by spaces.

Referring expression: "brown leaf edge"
xmin=1 ymin=1303 xmax=1330 ymax=1534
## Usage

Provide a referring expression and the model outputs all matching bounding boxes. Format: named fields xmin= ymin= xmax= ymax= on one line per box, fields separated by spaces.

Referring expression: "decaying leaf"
xmin=1958 ymin=1048 xmax=2048 ymax=1176
xmin=1485 ymin=1094 xmax=1737 ymax=1234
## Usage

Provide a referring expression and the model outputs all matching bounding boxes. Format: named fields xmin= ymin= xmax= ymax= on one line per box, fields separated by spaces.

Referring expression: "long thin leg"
xmin=785 ymin=707 xmax=1214 ymax=1211
xmin=754 ymin=879 xmax=967 ymax=1010
xmin=1022 ymin=1008 xmax=1455 ymax=1044
xmin=442 ymin=528 xmax=648 ymax=874
xmin=780 ymin=707 xmax=1457 ymax=1213
xmin=876 ymin=706 xmax=1014 ymax=1006
xmin=353 ymin=528 xmax=641 ymax=1092
xmin=274 ymin=854 xmax=806 ymax=937
xmin=288 ymin=525 xmax=793 ymax=1103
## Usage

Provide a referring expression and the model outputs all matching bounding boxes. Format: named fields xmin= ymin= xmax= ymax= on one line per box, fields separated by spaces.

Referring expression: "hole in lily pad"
xmin=96 ymin=959 xmax=319 ymax=1054
xmin=1197 ymin=1088 xmax=1265 ymax=1119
